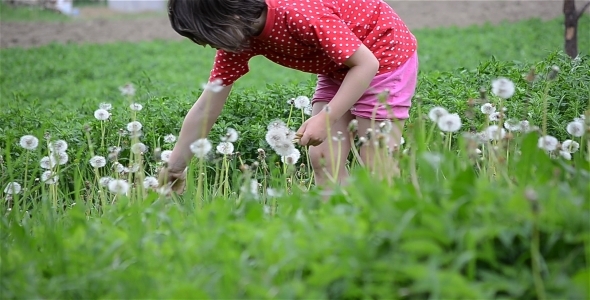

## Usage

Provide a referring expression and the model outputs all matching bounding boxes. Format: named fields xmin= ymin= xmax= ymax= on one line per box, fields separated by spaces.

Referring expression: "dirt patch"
xmin=0 ymin=0 xmax=585 ymax=49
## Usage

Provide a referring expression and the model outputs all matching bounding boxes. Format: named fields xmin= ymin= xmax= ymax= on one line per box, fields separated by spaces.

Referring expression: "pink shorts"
xmin=312 ymin=52 xmax=419 ymax=120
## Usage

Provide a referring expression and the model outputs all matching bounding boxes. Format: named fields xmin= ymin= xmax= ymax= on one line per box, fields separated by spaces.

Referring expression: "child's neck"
xmin=253 ymin=6 xmax=268 ymax=36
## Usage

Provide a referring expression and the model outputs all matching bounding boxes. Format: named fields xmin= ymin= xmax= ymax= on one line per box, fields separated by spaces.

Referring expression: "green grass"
xmin=1 ymin=15 xmax=589 ymax=300
xmin=0 ymin=2 xmax=70 ymax=22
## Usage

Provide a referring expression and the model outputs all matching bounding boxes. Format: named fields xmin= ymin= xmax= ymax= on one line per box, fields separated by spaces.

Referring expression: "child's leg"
xmin=356 ymin=117 xmax=405 ymax=178
xmin=308 ymin=102 xmax=355 ymax=186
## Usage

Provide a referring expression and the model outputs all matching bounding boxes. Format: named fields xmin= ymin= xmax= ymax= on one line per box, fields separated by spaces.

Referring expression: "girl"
xmin=160 ymin=0 xmax=418 ymax=193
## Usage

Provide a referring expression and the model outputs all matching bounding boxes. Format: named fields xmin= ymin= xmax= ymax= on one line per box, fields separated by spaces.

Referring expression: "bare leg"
xmin=356 ymin=117 xmax=405 ymax=180
xmin=308 ymin=102 xmax=355 ymax=187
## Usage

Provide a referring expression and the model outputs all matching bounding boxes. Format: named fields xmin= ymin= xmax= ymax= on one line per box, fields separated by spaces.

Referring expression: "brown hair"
xmin=168 ymin=0 xmax=267 ymax=52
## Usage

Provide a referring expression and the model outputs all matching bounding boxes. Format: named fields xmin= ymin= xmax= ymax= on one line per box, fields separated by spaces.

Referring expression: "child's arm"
xmin=322 ymin=44 xmax=379 ymax=123
xmin=166 ymin=85 xmax=233 ymax=172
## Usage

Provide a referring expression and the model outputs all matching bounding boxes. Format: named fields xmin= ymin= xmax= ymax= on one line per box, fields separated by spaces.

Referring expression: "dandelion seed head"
xmin=113 ymin=162 xmax=126 ymax=173
xmin=491 ymin=77 xmax=516 ymax=99
xmin=89 ymin=156 xmax=107 ymax=168
xmin=50 ymin=151 xmax=69 ymax=165
xmin=4 ymin=182 xmax=21 ymax=195
xmin=274 ymin=142 xmax=296 ymax=157
xmin=566 ymin=121 xmax=584 ymax=137
xmin=293 ymin=96 xmax=311 ymax=109
xmin=129 ymin=103 xmax=143 ymax=111
xmin=126 ymin=121 xmax=143 ymax=132
xmin=379 ymin=120 xmax=393 ymax=133
xmin=559 ymin=150 xmax=571 ymax=160
xmin=480 ymin=103 xmax=496 ymax=115
xmin=108 ymin=179 xmax=130 ymax=195
xmin=160 ymin=150 xmax=173 ymax=162
xmin=503 ymin=119 xmax=522 ymax=132
xmin=489 ymin=112 xmax=501 ymax=122
xmin=41 ymin=171 xmax=59 ymax=185
xmin=48 ymin=139 xmax=68 ymax=154
xmin=537 ymin=135 xmax=559 ymax=151
xmin=216 ymin=142 xmax=234 ymax=155
xmin=428 ymin=106 xmax=448 ymax=122
xmin=131 ymin=142 xmax=147 ymax=154
xmin=484 ymin=125 xmax=507 ymax=141
xmin=40 ymin=156 xmax=55 ymax=169
xmin=94 ymin=109 xmax=110 ymax=121
xmin=99 ymin=177 xmax=113 ymax=187
xmin=221 ymin=128 xmax=239 ymax=143
xmin=303 ymin=105 xmax=312 ymax=116
xmin=561 ymin=140 xmax=579 ymax=153
xmin=128 ymin=163 xmax=140 ymax=173
xmin=99 ymin=102 xmax=112 ymax=110
xmin=19 ymin=135 xmax=39 ymax=151
xmin=190 ymin=138 xmax=212 ymax=158
xmin=163 ymin=134 xmax=176 ymax=143
xmin=119 ymin=83 xmax=136 ymax=96
xmin=143 ymin=176 xmax=159 ymax=189
xmin=437 ymin=113 xmax=462 ymax=132
xmin=108 ymin=146 xmax=122 ymax=154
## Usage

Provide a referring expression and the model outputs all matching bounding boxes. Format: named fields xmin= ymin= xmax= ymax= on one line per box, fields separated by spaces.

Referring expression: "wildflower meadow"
xmin=1 ymin=11 xmax=589 ymax=300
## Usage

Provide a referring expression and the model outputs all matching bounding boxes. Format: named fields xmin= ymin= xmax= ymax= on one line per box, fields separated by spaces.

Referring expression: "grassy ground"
xmin=1 ymin=13 xmax=589 ymax=300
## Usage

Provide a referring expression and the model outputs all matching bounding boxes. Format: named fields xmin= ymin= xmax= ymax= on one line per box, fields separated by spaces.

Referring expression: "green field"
xmin=1 ymin=11 xmax=589 ymax=300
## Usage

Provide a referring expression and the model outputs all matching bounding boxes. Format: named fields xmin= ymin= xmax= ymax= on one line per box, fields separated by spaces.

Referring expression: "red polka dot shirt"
xmin=208 ymin=0 xmax=418 ymax=86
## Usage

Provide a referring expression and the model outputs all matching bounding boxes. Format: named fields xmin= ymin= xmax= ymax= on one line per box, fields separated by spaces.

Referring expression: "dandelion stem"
xmin=531 ymin=211 xmax=546 ymax=300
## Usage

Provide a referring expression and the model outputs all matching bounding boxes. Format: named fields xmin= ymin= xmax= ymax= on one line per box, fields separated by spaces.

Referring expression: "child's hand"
xmin=296 ymin=113 xmax=328 ymax=146
xmin=157 ymin=166 xmax=187 ymax=195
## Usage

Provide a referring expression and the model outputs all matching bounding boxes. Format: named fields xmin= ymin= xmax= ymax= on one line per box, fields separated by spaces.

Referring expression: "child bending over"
xmin=160 ymin=0 xmax=418 ymax=193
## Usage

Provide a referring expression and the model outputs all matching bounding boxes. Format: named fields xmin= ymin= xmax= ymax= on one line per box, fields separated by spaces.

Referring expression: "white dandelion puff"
xmin=131 ymin=142 xmax=147 ymax=154
xmin=126 ymin=121 xmax=143 ymax=132
xmin=94 ymin=109 xmax=110 ymax=121
xmin=489 ymin=112 xmax=502 ymax=122
xmin=108 ymin=146 xmax=122 ymax=154
xmin=503 ymin=119 xmax=522 ymax=132
xmin=428 ymin=106 xmax=448 ymax=122
xmin=221 ymin=128 xmax=239 ymax=143
xmin=190 ymin=138 xmax=212 ymax=158
xmin=40 ymin=156 xmax=56 ymax=169
xmin=561 ymin=140 xmax=580 ymax=153
xmin=273 ymin=142 xmax=296 ymax=157
xmin=143 ymin=176 xmax=159 ymax=189
xmin=128 ymin=163 xmax=140 ymax=173
xmin=281 ymin=148 xmax=301 ymax=165
xmin=437 ymin=113 xmax=462 ymax=132
xmin=480 ymin=103 xmax=496 ymax=115
xmin=113 ymin=162 xmax=126 ymax=173
xmin=4 ymin=182 xmax=22 ymax=195
xmin=566 ymin=121 xmax=584 ymax=137
xmin=99 ymin=177 xmax=113 ymax=187
xmin=99 ymin=102 xmax=112 ymax=110
xmin=160 ymin=150 xmax=173 ymax=162
xmin=265 ymin=127 xmax=290 ymax=148
xmin=89 ymin=156 xmax=107 ymax=168
xmin=163 ymin=134 xmax=176 ymax=143
xmin=559 ymin=151 xmax=572 ymax=160
xmin=129 ymin=103 xmax=143 ymax=111
xmin=293 ymin=96 xmax=311 ymax=109
xmin=108 ymin=179 xmax=130 ymax=195
xmin=19 ymin=135 xmax=39 ymax=151
xmin=303 ymin=105 xmax=312 ymax=116
xmin=50 ymin=151 xmax=69 ymax=165
xmin=48 ymin=139 xmax=68 ymax=154
xmin=538 ymin=135 xmax=559 ymax=151
xmin=484 ymin=125 xmax=507 ymax=141
xmin=491 ymin=77 xmax=516 ymax=99
xmin=119 ymin=83 xmax=136 ymax=96
xmin=216 ymin=142 xmax=234 ymax=155
xmin=41 ymin=171 xmax=59 ymax=185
